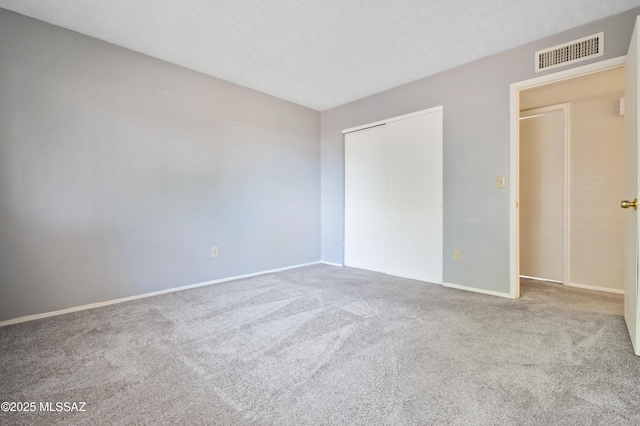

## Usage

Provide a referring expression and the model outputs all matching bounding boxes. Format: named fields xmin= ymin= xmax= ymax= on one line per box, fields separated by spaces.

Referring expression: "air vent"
xmin=535 ymin=32 xmax=604 ymax=72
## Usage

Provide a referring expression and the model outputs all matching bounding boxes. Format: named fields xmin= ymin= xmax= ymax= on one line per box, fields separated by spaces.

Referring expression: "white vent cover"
xmin=535 ymin=32 xmax=604 ymax=72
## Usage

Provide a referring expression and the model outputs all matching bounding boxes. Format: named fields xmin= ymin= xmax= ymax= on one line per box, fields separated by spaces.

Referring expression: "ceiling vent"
xmin=535 ymin=32 xmax=604 ymax=73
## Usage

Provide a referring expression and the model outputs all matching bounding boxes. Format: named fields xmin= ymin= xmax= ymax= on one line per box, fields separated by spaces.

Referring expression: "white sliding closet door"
xmin=344 ymin=125 xmax=387 ymax=273
xmin=386 ymin=112 xmax=443 ymax=282
xmin=344 ymin=107 xmax=443 ymax=284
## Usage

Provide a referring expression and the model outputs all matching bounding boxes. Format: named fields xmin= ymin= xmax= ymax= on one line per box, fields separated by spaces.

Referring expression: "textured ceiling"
xmin=2 ymin=1 xmax=640 ymax=111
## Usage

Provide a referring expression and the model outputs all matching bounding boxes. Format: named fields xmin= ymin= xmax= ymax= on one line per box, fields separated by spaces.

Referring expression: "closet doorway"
xmin=518 ymin=66 xmax=626 ymax=294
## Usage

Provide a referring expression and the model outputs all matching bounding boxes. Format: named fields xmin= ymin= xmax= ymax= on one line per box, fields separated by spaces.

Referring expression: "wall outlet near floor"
xmin=454 ymin=250 xmax=462 ymax=261
xmin=211 ymin=246 xmax=219 ymax=258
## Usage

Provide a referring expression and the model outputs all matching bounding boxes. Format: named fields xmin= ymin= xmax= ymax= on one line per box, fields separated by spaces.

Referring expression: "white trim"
xmin=510 ymin=80 xmax=520 ymax=298
xmin=509 ymin=55 xmax=627 ymax=299
xmin=563 ymin=104 xmax=571 ymax=289
xmin=320 ymin=261 xmax=343 ymax=267
xmin=512 ymin=56 xmax=626 ymax=92
xmin=566 ymin=282 xmax=625 ymax=295
xmin=520 ymin=105 xmax=569 ymax=116
xmin=519 ymin=275 xmax=562 ymax=284
xmin=519 ymin=113 xmax=545 ymax=120
xmin=342 ymin=105 xmax=443 ymax=134
xmin=443 ymin=282 xmax=512 ymax=299
xmin=0 ymin=261 xmax=322 ymax=327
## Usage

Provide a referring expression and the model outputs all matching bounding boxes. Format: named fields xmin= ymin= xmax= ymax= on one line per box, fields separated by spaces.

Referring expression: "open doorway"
xmin=518 ymin=68 xmax=626 ymax=295
xmin=509 ymin=57 xmax=627 ymax=299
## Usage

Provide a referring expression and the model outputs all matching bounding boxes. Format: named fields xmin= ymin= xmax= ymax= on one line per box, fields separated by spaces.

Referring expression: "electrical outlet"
xmin=211 ymin=246 xmax=219 ymax=258
xmin=454 ymin=250 xmax=462 ymax=261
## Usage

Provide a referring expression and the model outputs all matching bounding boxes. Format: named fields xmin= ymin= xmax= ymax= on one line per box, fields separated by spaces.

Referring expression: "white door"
xmin=519 ymin=107 xmax=565 ymax=283
xmin=624 ymin=16 xmax=640 ymax=356
xmin=385 ymin=112 xmax=443 ymax=283
xmin=344 ymin=125 xmax=387 ymax=273
xmin=344 ymin=107 xmax=443 ymax=283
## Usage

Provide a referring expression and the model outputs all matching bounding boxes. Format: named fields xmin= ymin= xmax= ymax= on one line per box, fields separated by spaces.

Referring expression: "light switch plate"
xmin=497 ymin=176 xmax=506 ymax=188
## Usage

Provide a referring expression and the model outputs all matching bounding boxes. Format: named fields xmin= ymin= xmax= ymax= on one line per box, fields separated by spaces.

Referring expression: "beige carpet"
xmin=1 ymin=265 xmax=639 ymax=425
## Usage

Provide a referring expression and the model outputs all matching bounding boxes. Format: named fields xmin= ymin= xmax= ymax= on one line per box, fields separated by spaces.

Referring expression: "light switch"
xmin=497 ymin=176 xmax=506 ymax=189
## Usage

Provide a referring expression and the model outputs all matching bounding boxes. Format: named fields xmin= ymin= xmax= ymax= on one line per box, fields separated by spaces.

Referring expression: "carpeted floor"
xmin=1 ymin=264 xmax=639 ymax=425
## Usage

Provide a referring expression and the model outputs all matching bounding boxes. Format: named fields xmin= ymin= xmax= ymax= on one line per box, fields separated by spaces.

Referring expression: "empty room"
xmin=3 ymin=1 xmax=640 ymax=424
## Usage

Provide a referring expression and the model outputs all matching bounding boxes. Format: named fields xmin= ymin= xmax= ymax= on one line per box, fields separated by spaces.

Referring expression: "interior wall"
xmin=570 ymin=93 xmax=625 ymax=291
xmin=320 ymin=7 xmax=640 ymax=294
xmin=520 ymin=70 xmax=626 ymax=292
xmin=0 ymin=10 xmax=321 ymax=321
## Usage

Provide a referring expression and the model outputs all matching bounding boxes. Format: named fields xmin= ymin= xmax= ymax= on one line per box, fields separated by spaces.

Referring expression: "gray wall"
xmin=321 ymin=8 xmax=640 ymax=294
xmin=0 ymin=10 xmax=321 ymax=321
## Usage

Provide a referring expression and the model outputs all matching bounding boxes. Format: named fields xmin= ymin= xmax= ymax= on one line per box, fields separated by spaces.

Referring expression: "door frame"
xmin=509 ymin=56 xmax=627 ymax=298
xmin=519 ymin=103 xmax=570 ymax=286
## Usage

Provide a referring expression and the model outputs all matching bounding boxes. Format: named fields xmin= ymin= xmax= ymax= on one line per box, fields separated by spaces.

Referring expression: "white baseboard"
xmin=320 ymin=261 xmax=343 ymax=267
xmin=443 ymin=282 xmax=513 ymax=299
xmin=566 ymin=282 xmax=625 ymax=295
xmin=520 ymin=275 xmax=562 ymax=284
xmin=0 ymin=261 xmax=322 ymax=327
